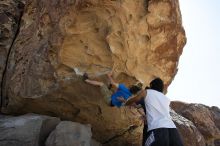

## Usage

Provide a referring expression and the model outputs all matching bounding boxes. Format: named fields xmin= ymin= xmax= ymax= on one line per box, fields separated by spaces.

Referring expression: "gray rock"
xmin=171 ymin=101 xmax=220 ymax=145
xmin=46 ymin=121 xmax=92 ymax=146
xmin=170 ymin=109 xmax=206 ymax=146
xmin=0 ymin=0 xmax=25 ymax=107
xmin=211 ymin=106 xmax=220 ymax=130
xmin=0 ymin=113 xmax=60 ymax=146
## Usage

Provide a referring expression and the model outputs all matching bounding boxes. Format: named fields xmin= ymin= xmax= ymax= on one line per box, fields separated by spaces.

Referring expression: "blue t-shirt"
xmin=111 ymin=84 xmax=132 ymax=107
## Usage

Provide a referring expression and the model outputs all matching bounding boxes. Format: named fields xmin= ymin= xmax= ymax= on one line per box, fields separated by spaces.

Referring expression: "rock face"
xmin=170 ymin=109 xmax=206 ymax=146
xmin=0 ymin=113 xmax=60 ymax=146
xmin=91 ymin=139 xmax=102 ymax=146
xmin=211 ymin=106 xmax=220 ymax=130
xmin=171 ymin=101 xmax=220 ymax=146
xmin=46 ymin=121 xmax=92 ymax=146
xmin=0 ymin=0 xmax=24 ymax=107
xmin=0 ymin=0 xmax=186 ymax=145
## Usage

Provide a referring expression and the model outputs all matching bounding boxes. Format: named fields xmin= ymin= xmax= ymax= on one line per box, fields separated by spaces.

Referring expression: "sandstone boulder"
xmin=46 ymin=121 xmax=92 ymax=146
xmin=170 ymin=109 xmax=206 ymax=146
xmin=0 ymin=113 xmax=60 ymax=146
xmin=1 ymin=0 xmax=186 ymax=145
xmin=171 ymin=101 xmax=220 ymax=145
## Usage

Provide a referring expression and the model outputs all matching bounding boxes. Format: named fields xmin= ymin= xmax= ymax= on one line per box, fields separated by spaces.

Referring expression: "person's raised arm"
xmin=107 ymin=71 xmax=119 ymax=89
xmin=85 ymin=79 xmax=104 ymax=87
xmin=83 ymin=73 xmax=104 ymax=87
xmin=125 ymin=89 xmax=147 ymax=106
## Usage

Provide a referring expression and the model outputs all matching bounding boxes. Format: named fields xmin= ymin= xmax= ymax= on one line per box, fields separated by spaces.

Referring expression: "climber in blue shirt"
xmin=111 ymin=83 xmax=132 ymax=107
xmin=83 ymin=71 xmax=141 ymax=107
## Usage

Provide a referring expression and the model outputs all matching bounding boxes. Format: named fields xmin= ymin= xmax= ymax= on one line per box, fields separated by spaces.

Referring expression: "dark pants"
xmin=142 ymin=124 xmax=148 ymax=146
xmin=144 ymin=128 xmax=184 ymax=146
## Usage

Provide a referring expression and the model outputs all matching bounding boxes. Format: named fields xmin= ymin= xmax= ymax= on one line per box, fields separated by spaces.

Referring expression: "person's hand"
xmin=107 ymin=71 xmax=113 ymax=78
xmin=117 ymin=97 xmax=126 ymax=103
xmin=128 ymin=105 xmax=137 ymax=115
xmin=139 ymin=115 xmax=147 ymax=125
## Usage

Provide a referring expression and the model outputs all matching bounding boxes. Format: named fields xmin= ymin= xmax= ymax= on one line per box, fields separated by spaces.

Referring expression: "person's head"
xmin=129 ymin=85 xmax=142 ymax=95
xmin=149 ymin=77 xmax=164 ymax=93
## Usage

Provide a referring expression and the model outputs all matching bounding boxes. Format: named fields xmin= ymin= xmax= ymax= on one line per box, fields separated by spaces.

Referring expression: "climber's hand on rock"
xmin=127 ymin=106 xmax=137 ymax=115
xmin=139 ymin=115 xmax=147 ymax=125
xmin=107 ymin=71 xmax=113 ymax=77
xmin=117 ymin=97 xmax=126 ymax=103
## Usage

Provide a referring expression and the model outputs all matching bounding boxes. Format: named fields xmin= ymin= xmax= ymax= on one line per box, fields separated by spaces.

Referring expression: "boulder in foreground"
xmin=0 ymin=113 xmax=60 ymax=146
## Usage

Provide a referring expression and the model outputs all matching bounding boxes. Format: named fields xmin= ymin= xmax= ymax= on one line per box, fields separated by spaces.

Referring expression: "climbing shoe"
xmin=82 ymin=73 xmax=89 ymax=81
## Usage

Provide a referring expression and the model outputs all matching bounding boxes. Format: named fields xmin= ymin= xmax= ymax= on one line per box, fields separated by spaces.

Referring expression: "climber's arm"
xmin=117 ymin=96 xmax=127 ymax=103
xmin=107 ymin=71 xmax=119 ymax=89
xmin=85 ymin=79 xmax=104 ymax=87
xmin=125 ymin=89 xmax=147 ymax=106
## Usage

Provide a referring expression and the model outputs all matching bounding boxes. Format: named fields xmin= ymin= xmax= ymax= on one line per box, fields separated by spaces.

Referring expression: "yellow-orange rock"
xmin=1 ymin=0 xmax=186 ymax=145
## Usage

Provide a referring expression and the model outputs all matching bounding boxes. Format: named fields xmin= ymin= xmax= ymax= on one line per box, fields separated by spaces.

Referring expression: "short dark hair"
xmin=129 ymin=85 xmax=141 ymax=95
xmin=145 ymin=86 xmax=150 ymax=90
xmin=150 ymin=78 xmax=164 ymax=93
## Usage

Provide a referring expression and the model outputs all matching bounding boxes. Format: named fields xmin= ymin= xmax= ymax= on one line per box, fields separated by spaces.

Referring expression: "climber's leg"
xmin=142 ymin=124 xmax=148 ymax=146
xmin=144 ymin=128 xmax=169 ymax=146
xmin=100 ymin=84 xmax=113 ymax=106
xmin=169 ymin=128 xmax=184 ymax=146
xmin=83 ymin=73 xmax=113 ymax=106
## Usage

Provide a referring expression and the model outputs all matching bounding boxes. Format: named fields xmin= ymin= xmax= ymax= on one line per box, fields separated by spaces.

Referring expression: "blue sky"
xmin=166 ymin=0 xmax=220 ymax=107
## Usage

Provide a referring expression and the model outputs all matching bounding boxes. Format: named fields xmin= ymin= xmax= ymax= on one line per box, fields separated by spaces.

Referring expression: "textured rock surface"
xmin=46 ymin=121 xmax=92 ymax=146
xmin=214 ymin=139 xmax=220 ymax=146
xmin=211 ymin=106 xmax=220 ymax=130
xmin=1 ymin=0 xmax=186 ymax=145
xmin=0 ymin=0 xmax=24 ymax=106
xmin=170 ymin=109 xmax=206 ymax=146
xmin=0 ymin=113 xmax=60 ymax=146
xmin=91 ymin=139 xmax=102 ymax=146
xmin=171 ymin=101 xmax=220 ymax=145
